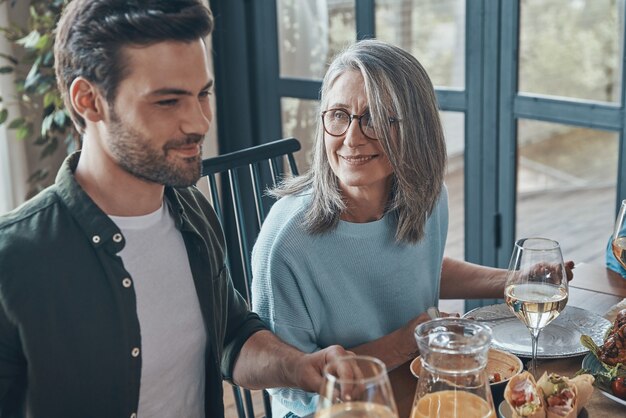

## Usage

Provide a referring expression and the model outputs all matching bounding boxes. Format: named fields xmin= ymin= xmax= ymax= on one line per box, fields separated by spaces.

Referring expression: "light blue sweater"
xmin=251 ymin=189 xmax=448 ymax=417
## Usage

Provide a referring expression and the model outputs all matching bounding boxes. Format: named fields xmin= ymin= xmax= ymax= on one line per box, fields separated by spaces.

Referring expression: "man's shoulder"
xmin=0 ymin=187 xmax=63 ymax=285
xmin=0 ymin=186 xmax=60 ymax=235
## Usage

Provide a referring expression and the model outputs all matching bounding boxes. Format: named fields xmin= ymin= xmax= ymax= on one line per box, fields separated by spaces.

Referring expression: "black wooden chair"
xmin=201 ymin=137 xmax=301 ymax=418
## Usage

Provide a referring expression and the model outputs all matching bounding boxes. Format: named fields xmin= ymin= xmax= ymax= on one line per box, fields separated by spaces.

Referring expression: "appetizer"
xmin=580 ymin=308 xmax=626 ymax=400
xmin=537 ymin=373 xmax=594 ymax=417
xmin=598 ymin=308 xmax=626 ymax=366
xmin=504 ymin=371 xmax=544 ymax=418
xmin=537 ymin=373 xmax=576 ymax=417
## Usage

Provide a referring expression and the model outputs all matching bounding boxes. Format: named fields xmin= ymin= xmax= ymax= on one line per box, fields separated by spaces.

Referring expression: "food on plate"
xmin=537 ymin=373 xmax=576 ymax=418
xmin=505 ymin=372 xmax=594 ymax=418
xmin=489 ymin=372 xmax=503 ymax=384
xmin=580 ymin=309 xmax=626 ymax=400
xmin=567 ymin=374 xmax=594 ymax=411
xmin=598 ymin=308 xmax=626 ymax=366
xmin=611 ymin=376 xmax=626 ymax=400
xmin=504 ymin=371 xmax=544 ymax=418
xmin=537 ymin=373 xmax=594 ymax=417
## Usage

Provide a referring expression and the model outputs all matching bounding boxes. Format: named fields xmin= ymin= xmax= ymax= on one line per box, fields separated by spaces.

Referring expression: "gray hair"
xmin=272 ymin=39 xmax=446 ymax=243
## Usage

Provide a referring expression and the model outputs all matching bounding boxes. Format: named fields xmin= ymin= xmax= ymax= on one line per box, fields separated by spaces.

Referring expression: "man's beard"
xmin=107 ymin=111 xmax=203 ymax=187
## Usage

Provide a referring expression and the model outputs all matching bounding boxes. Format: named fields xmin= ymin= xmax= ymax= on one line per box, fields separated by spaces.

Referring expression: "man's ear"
xmin=69 ymin=77 xmax=107 ymax=123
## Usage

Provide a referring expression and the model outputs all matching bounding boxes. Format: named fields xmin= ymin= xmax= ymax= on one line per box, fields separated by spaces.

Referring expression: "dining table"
xmin=388 ymin=263 xmax=626 ymax=418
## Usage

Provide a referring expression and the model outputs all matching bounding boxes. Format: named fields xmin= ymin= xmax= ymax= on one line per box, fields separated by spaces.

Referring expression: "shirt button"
xmin=122 ymin=278 xmax=132 ymax=288
xmin=113 ymin=233 xmax=123 ymax=243
xmin=130 ymin=414 xmax=137 ymax=418
xmin=131 ymin=347 xmax=140 ymax=357
xmin=92 ymin=235 xmax=101 ymax=244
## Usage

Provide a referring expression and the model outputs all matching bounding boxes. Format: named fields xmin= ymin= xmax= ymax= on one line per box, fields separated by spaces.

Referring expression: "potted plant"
xmin=0 ymin=0 xmax=77 ymax=197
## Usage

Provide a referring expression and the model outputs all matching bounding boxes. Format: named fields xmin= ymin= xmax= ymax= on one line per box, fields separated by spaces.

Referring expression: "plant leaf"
xmin=33 ymin=136 xmax=48 ymax=145
xmin=42 ymin=50 xmax=54 ymax=66
xmin=0 ymin=53 xmax=18 ymax=65
xmin=43 ymin=91 xmax=56 ymax=108
xmin=40 ymin=136 xmax=58 ymax=158
xmin=16 ymin=30 xmax=41 ymax=50
xmin=35 ymin=34 xmax=51 ymax=51
xmin=16 ymin=122 xmax=33 ymax=140
xmin=0 ymin=109 xmax=8 ymax=125
xmin=8 ymin=117 xmax=25 ymax=129
xmin=35 ymin=79 xmax=52 ymax=95
xmin=41 ymin=113 xmax=54 ymax=136
xmin=53 ymin=110 xmax=66 ymax=127
xmin=0 ymin=66 xmax=14 ymax=74
xmin=24 ymin=56 xmax=41 ymax=90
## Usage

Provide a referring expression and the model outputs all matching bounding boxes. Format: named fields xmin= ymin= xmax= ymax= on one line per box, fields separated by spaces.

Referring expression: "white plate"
xmin=580 ymin=353 xmax=626 ymax=407
xmin=463 ymin=304 xmax=610 ymax=358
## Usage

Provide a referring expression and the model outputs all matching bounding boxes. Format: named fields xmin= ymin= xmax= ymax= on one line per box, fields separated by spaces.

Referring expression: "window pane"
xmin=277 ymin=0 xmax=356 ymax=80
xmin=375 ymin=0 xmax=466 ymax=88
xmin=280 ymin=97 xmax=320 ymax=171
xmin=519 ymin=0 xmax=624 ymax=103
xmin=440 ymin=111 xmax=464 ymax=314
xmin=442 ymin=111 xmax=465 ymax=261
xmin=516 ymin=120 xmax=618 ymax=264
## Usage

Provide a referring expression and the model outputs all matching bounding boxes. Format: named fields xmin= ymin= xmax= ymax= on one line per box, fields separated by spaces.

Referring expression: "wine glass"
xmin=611 ymin=199 xmax=626 ymax=269
xmin=504 ymin=238 xmax=568 ymax=378
xmin=315 ymin=355 xmax=398 ymax=418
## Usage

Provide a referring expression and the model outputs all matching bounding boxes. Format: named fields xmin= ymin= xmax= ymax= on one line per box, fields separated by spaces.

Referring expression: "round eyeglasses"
xmin=321 ymin=108 xmax=397 ymax=140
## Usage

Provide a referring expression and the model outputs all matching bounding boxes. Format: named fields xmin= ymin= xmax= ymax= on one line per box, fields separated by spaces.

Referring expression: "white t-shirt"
xmin=110 ymin=203 xmax=206 ymax=418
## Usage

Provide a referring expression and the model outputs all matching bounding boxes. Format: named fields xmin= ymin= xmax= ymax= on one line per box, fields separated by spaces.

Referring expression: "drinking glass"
xmin=315 ymin=355 xmax=398 ymax=418
xmin=504 ymin=238 xmax=568 ymax=377
xmin=611 ymin=199 xmax=626 ymax=269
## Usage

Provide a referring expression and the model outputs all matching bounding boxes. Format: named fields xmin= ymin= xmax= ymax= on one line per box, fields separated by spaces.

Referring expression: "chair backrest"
xmin=201 ymin=137 xmax=301 ymax=418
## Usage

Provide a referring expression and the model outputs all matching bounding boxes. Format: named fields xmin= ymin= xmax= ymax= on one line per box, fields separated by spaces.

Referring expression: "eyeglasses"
xmin=321 ymin=108 xmax=398 ymax=140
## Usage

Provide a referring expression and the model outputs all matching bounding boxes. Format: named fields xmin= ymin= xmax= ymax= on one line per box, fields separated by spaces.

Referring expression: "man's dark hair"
xmin=54 ymin=0 xmax=214 ymax=133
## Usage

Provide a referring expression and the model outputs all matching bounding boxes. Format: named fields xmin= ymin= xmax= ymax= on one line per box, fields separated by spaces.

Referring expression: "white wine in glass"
xmin=504 ymin=238 xmax=568 ymax=378
xmin=315 ymin=355 xmax=398 ymax=418
xmin=611 ymin=199 xmax=626 ymax=269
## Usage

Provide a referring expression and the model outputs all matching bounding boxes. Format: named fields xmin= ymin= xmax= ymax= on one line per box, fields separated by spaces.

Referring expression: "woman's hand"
xmin=402 ymin=310 xmax=459 ymax=358
xmin=564 ymin=260 xmax=575 ymax=281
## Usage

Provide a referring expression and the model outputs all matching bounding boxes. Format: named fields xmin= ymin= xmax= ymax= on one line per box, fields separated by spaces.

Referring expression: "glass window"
xmin=280 ymin=97 xmax=320 ymax=172
xmin=277 ymin=0 xmax=356 ymax=80
xmin=442 ymin=111 xmax=465 ymax=261
xmin=519 ymin=0 xmax=624 ymax=103
xmin=375 ymin=0 xmax=466 ymax=88
xmin=515 ymin=120 xmax=618 ymax=264
xmin=440 ymin=111 xmax=464 ymax=313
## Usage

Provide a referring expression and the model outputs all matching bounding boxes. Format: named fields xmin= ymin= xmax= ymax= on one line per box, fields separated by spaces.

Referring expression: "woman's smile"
xmin=339 ymin=154 xmax=379 ymax=165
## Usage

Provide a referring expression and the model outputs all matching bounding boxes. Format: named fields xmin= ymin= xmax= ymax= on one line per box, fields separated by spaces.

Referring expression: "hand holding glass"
xmin=504 ymin=238 xmax=568 ymax=377
xmin=315 ymin=355 xmax=398 ymax=418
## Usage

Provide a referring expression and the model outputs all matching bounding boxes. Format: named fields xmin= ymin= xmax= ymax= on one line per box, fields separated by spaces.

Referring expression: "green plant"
xmin=0 ymin=0 xmax=77 ymax=197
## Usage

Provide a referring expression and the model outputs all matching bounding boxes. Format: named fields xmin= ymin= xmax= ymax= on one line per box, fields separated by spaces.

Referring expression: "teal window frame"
xmin=211 ymin=0 xmax=626 ymax=310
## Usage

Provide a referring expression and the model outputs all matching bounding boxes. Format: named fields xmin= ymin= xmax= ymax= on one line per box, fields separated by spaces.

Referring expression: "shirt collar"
xmin=55 ymin=151 xmax=193 ymax=250
xmin=54 ymin=151 xmax=124 ymax=252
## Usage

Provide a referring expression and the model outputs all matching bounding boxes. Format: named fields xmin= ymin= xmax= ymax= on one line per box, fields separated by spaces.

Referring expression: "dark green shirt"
xmin=0 ymin=152 xmax=267 ymax=418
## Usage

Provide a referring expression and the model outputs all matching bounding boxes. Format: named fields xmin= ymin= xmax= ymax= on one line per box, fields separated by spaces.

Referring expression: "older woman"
xmin=251 ymin=39 xmax=570 ymax=418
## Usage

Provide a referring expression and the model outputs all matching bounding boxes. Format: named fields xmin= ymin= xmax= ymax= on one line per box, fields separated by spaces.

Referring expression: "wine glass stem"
xmin=529 ymin=328 xmax=541 ymax=378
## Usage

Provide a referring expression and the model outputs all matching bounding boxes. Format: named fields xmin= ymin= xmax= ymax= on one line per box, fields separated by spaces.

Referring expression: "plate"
xmin=498 ymin=401 xmax=588 ymax=418
xmin=581 ymin=353 xmax=626 ymax=407
xmin=463 ymin=304 xmax=610 ymax=359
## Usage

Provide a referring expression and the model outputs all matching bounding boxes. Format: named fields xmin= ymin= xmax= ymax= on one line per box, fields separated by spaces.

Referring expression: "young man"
xmin=0 ymin=1 xmax=349 ymax=417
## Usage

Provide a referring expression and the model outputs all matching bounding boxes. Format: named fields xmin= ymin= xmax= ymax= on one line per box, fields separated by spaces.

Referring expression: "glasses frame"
xmin=320 ymin=108 xmax=397 ymax=141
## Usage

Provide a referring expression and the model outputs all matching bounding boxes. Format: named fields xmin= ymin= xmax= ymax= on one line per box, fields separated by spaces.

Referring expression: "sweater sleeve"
xmin=251 ymin=200 xmax=321 ymax=417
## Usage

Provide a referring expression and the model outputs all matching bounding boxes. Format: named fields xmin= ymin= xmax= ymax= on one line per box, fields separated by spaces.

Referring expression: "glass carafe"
xmin=410 ymin=318 xmax=496 ymax=418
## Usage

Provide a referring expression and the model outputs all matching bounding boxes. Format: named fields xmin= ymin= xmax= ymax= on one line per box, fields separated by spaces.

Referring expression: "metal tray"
xmin=463 ymin=304 xmax=610 ymax=358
